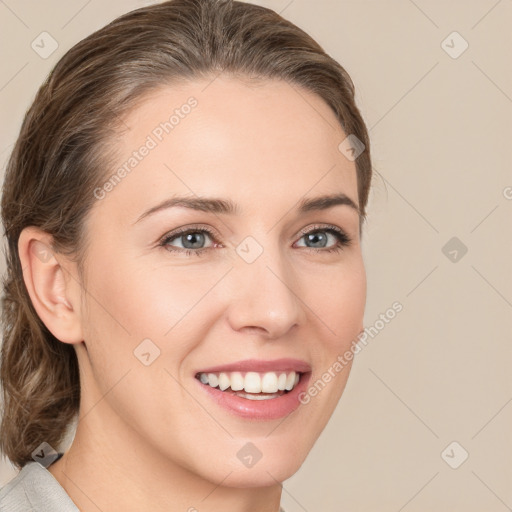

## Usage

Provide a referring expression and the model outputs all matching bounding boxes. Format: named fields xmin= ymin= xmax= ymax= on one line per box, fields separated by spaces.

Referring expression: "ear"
xmin=18 ymin=226 xmax=84 ymax=345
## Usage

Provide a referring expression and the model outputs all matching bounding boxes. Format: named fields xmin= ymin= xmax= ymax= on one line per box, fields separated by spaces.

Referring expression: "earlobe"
xmin=18 ymin=226 xmax=84 ymax=345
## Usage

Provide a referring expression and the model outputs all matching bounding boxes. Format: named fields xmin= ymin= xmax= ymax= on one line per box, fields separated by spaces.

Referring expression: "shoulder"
xmin=0 ymin=461 xmax=79 ymax=511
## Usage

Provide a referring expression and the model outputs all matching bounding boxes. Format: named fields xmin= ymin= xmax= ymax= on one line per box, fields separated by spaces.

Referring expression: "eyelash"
xmin=158 ymin=224 xmax=352 ymax=257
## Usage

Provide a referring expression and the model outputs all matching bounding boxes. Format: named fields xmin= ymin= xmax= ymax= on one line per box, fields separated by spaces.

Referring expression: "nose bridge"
xmin=227 ymin=235 xmax=304 ymax=337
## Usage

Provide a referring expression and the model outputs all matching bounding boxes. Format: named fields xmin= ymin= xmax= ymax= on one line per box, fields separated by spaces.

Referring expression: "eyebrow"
xmin=133 ymin=193 xmax=360 ymax=225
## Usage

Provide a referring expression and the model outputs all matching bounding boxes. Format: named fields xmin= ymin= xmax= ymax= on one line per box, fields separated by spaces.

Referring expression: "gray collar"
xmin=0 ymin=461 xmax=80 ymax=511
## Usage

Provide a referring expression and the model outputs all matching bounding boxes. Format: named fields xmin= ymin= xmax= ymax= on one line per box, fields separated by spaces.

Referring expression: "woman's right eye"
xmin=159 ymin=227 xmax=217 ymax=256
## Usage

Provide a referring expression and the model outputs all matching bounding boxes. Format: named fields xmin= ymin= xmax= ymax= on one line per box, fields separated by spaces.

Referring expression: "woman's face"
xmin=75 ymin=75 xmax=366 ymax=486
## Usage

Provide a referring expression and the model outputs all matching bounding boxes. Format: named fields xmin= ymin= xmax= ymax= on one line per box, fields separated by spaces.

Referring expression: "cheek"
xmin=87 ymin=252 xmax=208 ymax=339
xmin=298 ymin=259 xmax=365 ymax=425
xmin=78 ymin=255 xmax=206 ymax=454
xmin=82 ymin=252 xmax=230 ymax=384
xmin=307 ymin=257 xmax=366 ymax=348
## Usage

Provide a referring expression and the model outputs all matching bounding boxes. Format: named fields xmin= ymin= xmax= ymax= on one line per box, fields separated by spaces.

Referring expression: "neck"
xmin=48 ymin=398 xmax=282 ymax=512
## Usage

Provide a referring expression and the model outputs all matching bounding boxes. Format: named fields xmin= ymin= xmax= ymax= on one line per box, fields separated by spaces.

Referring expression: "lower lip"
xmin=196 ymin=372 xmax=311 ymax=420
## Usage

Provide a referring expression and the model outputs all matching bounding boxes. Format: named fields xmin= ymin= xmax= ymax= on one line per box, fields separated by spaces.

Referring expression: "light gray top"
xmin=1 ymin=461 xmax=287 ymax=511
xmin=0 ymin=461 xmax=79 ymax=511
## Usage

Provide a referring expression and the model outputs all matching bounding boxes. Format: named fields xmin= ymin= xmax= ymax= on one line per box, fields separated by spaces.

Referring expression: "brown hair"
xmin=0 ymin=0 xmax=372 ymax=468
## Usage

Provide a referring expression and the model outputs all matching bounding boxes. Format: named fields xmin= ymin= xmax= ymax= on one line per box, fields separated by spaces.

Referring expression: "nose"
xmin=226 ymin=247 xmax=306 ymax=339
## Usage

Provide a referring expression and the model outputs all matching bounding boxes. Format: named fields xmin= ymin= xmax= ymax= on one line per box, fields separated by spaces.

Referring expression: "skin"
xmin=18 ymin=75 xmax=366 ymax=512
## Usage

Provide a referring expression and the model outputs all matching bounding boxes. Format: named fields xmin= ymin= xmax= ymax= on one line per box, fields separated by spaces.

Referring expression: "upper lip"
xmin=195 ymin=358 xmax=311 ymax=374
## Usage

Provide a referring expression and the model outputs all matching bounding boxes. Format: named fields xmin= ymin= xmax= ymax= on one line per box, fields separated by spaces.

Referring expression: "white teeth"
xmin=218 ymin=372 xmax=230 ymax=391
xmin=261 ymin=372 xmax=279 ymax=393
xmin=230 ymin=372 xmax=244 ymax=391
xmin=285 ymin=372 xmax=296 ymax=391
xmin=234 ymin=391 xmax=282 ymax=400
xmin=244 ymin=372 xmax=261 ymax=393
xmin=197 ymin=370 xmax=301 ymax=394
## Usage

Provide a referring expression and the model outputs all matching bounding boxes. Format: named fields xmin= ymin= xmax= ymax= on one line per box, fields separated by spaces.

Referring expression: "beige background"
xmin=1 ymin=0 xmax=511 ymax=510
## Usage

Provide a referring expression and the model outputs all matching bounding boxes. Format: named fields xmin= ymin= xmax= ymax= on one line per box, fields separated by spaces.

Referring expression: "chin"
xmin=216 ymin=449 xmax=309 ymax=489
xmin=222 ymin=463 xmax=304 ymax=489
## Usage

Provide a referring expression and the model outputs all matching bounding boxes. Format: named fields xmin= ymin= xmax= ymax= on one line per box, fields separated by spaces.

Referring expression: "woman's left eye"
xmin=158 ymin=224 xmax=351 ymax=256
xmin=294 ymin=226 xmax=351 ymax=253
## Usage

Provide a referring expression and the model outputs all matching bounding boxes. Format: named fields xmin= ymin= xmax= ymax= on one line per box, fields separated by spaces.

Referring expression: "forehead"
xmin=93 ymin=75 xmax=358 ymax=224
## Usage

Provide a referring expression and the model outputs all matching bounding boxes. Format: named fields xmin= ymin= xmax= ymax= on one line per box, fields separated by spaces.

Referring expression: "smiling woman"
xmin=0 ymin=1 xmax=372 ymax=511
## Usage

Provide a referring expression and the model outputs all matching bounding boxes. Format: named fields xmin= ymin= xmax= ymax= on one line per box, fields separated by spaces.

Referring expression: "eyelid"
xmin=295 ymin=223 xmax=351 ymax=243
xmin=157 ymin=224 xmax=221 ymax=246
xmin=296 ymin=223 xmax=344 ymax=237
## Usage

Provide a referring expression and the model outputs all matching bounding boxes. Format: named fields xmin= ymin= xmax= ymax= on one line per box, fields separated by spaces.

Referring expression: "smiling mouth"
xmin=195 ymin=370 xmax=302 ymax=400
